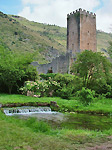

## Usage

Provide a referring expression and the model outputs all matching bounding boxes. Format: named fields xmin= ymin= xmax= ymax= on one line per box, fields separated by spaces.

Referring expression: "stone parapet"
xmin=67 ymin=8 xmax=96 ymax=19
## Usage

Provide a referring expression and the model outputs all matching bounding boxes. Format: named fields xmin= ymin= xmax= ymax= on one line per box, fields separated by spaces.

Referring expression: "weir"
xmin=3 ymin=107 xmax=55 ymax=116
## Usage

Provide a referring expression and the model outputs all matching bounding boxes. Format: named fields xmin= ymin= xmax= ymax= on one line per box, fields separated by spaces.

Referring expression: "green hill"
xmin=0 ymin=11 xmax=112 ymax=63
xmin=0 ymin=12 xmax=66 ymax=64
xmin=97 ymin=30 xmax=112 ymax=54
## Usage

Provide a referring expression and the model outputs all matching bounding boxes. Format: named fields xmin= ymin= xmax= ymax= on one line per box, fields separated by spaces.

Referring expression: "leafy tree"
xmin=54 ymin=73 xmax=82 ymax=99
xmin=0 ymin=44 xmax=38 ymax=94
xmin=71 ymin=50 xmax=111 ymax=89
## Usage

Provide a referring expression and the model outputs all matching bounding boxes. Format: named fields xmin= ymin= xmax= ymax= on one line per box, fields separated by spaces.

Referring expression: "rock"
xmin=38 ymin=102 xmax=50 ymax=107
xmin=50 ymin=101 xmax=59 ymax=108
xmin=0 ymin=103 xmax=2 ymax=108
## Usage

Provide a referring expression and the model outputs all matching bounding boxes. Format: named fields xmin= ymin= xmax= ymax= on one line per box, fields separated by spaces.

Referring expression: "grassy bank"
xmin=0 ymin=111 xmax=112 ymax=150
xmin=0 ymin=94 xmax=112 ymax=149
xmin=0 ymin=94 xmax=112 ymax=115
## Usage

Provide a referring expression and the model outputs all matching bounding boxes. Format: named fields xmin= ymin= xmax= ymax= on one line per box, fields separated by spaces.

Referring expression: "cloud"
xmin=18 ymin=0 xmax=112 ymax=33
xmin=96 ymin=0 xmax=112 ymax=32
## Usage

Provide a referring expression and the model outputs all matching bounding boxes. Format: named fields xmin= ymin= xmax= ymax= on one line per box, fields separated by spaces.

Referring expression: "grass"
xmin=0 ymin=111 xmax=112 ymax=150
xmin=0 ymin=94 xmax=112 ymax=114
xmin=0 ymin=94 xmax=112 ymax=149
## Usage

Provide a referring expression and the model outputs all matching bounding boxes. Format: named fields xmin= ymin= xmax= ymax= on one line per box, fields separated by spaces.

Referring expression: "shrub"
xmin=56 ymin=86 xmax=74 ymax=99
xmin=54 ymin=74 xmax=83 ymax=99
xmin=54 ymin=73 xmax=74 ymax=86
xmin=20 ymin=78 xmax=60 ymax=97
xmin=77 ymin=87 xmax=95 ymax=106
xmin=20 ymin=73 xmax=83 ymax=99
xmin=40 ymin=73 xmax=57 ymax=80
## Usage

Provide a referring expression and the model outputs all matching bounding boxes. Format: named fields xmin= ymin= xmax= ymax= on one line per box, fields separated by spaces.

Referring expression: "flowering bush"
xmin=20 ymin=78 xmax=60 ymax=97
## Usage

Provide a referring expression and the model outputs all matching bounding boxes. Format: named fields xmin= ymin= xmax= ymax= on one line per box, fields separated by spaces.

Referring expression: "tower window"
xmin=88 ymin=31 xmax=90 ymax=35
xmin=72 ymin=32 xmax=74 ymax=36
xmin=87 ymin=43 xmax=89 ymax=45
xmin=72 ymin=44 xmax=74 ymax=50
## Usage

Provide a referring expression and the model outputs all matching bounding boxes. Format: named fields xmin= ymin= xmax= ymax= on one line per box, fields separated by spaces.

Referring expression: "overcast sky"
xmin=0 ymin=0 xmax=112 ymax=33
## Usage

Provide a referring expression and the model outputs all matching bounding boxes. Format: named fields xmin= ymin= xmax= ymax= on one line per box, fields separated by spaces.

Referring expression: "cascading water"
xmin=3 ymin=107 xmax=54 ymax=116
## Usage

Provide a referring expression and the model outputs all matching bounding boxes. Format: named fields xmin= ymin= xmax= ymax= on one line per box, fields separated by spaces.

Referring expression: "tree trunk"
xmin=8 ymin=85 xmax=13 ymax=94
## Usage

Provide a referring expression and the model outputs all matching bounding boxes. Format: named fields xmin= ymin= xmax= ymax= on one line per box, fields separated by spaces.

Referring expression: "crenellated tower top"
xmin=67 ymin=8 xmax=97 ymax=53
xmin=67 ymin=8 xmax=96 ymax=19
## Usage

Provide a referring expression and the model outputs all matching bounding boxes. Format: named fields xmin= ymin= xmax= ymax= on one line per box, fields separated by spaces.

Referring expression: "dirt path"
xmin=87 ymin=141 xmax=112 ymax=150
xmin=79 ymin=136 xmax=112 ymax=150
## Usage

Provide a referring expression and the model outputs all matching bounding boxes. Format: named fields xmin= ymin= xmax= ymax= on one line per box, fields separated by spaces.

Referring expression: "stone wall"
xmin=32 ymin=8 xmax=97 ymax=74
xmin=67 ymin=8 xmax=97 ymax=53
xmin=31 ymin=52 xmax=72 ymax=74
xmin=80 ymin=9 xmax=97 ymax=52
xmin=67 ymin=11 xmax=80 ymax=53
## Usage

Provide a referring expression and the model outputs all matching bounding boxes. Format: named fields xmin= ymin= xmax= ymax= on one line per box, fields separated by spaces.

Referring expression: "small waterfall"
xmin=3 ymin=107 xmax=53 ymax=116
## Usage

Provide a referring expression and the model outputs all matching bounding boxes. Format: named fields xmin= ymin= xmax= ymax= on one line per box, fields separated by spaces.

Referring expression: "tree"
xmin=0 ymin=44 xmax=38 ymax=94
xmin=71 ymin=50 xmax=111 ymax=89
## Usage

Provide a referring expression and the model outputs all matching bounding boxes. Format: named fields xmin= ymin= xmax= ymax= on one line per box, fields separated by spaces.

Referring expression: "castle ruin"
xmin=67 ymin=8 xmax=97 ymax=53
xmin=33 ymin=8 xmax=97 ymax=74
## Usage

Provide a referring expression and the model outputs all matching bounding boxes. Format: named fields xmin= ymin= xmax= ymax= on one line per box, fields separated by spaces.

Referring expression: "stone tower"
xmin=67 ymin=8 xmax=97 ymax=54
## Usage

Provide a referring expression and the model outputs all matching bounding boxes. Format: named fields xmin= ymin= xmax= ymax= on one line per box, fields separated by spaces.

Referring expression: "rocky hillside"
xmin=0 ymin=11 xmax=112 ymax=63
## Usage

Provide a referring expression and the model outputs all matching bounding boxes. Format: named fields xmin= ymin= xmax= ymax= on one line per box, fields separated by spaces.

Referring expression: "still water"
xmin=16 ymin=112 xmax=112 ymax=131
xmin=27 ymin=113 xmax=112 ymax=131
xmin=4 ymin=107 xmax=112 ymax=131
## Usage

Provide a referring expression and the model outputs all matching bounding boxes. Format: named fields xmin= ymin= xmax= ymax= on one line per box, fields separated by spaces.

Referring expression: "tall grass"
xmin=0 ymin=94 xmax=112 ymax=114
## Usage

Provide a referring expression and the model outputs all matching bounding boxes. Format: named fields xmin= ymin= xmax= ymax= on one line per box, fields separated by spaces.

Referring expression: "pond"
xmin=3 ymin=107 xmax=112 ymax=131
xmin=22 ymin=112 xmax=112 ymax=131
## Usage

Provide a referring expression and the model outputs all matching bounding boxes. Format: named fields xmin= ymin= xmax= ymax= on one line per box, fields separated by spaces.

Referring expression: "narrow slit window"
xmin=72 ymin=44 xmax=74 ymax=50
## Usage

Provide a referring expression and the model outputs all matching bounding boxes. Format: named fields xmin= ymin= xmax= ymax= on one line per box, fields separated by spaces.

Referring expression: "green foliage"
xmin=21 ymin=73 xmax=83 ymax=99
xmin=0 ymin=44 xmax=38 ymax=94
xmin=54 ymin=74 xmax=75 ymax=86
xmin=25 ymin=117 xmax=50 ymax=133
xmin=20 ymin=78 xmax=61 ymax=97
xmin=23 ymin=65 xmax=38 ymax=81
xmin=71 ymin=50 xmax=111 ymax=94
xmin=77 ymin=87 xmax=95 ymax=106
xmin=56 ymin=86 xmax=73 ymax=99
xmin=54 ymin=74 xmax=83 ymax=99
xmin=40 ymin=73 xmax=57 ymax=80
xmin=107 ymin=41 xmax=112 ymax=58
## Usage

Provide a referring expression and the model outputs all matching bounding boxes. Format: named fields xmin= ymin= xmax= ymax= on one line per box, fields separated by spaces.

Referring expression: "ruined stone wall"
xmin=31 ymin=53 xmax=72 ymax=74
xmin=32 ymin=8 xmax=97 ymax=74
xmin=67 ymin=8 xmax=97 ymax=53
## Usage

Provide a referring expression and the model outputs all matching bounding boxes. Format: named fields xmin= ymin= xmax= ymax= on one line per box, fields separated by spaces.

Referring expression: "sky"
xmin=0 ymin=0 xmax=112 ymax=33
